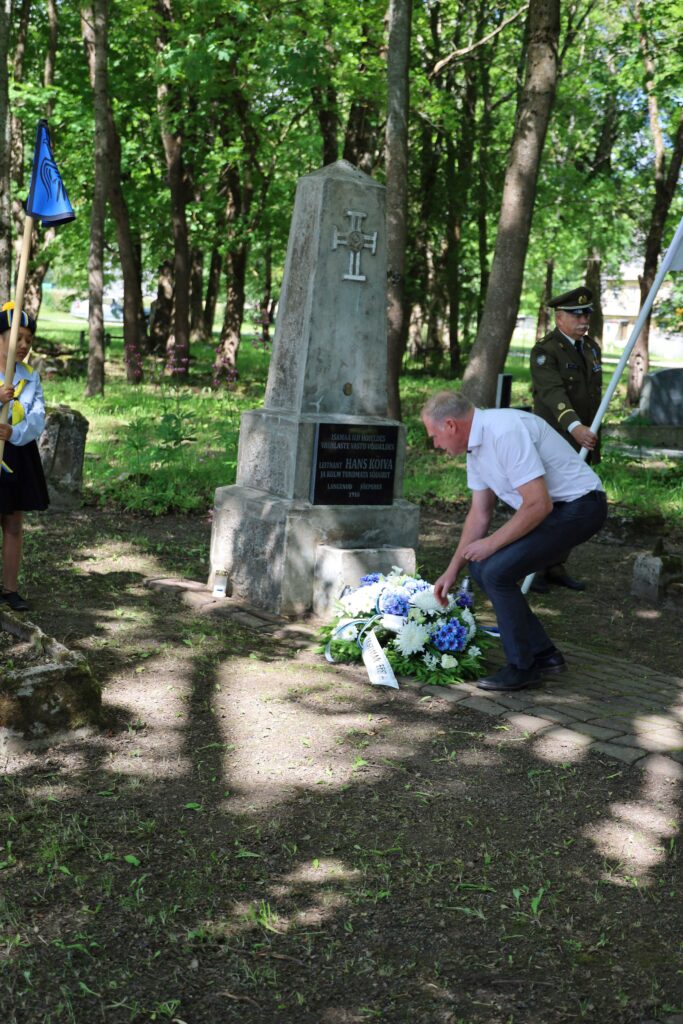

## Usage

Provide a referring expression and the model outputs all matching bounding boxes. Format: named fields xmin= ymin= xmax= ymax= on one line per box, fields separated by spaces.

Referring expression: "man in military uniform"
xmin=530 ymin=286 xmax=602 ymax=592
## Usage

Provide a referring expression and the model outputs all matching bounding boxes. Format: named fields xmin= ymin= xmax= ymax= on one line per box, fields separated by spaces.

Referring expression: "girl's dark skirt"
xmin=0 ymin=440 xmax=50 ymax=514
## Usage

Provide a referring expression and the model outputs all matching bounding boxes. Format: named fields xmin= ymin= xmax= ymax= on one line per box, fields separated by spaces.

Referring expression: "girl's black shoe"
xmin=0 ymin=591 xmax=30 ymax=611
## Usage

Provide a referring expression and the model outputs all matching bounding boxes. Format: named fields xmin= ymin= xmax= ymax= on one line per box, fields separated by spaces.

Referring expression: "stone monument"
xmin=639 ymin=368 xmax=683 ymax=425
xmin=38 ymin=404 xmax=89 ymax=508
xmin=209 ymin=160 xmax=420 ymax=616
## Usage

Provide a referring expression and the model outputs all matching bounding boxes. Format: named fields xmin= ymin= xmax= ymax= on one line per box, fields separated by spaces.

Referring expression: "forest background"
xmin=0 ymin=0 xmax=682 ymax=519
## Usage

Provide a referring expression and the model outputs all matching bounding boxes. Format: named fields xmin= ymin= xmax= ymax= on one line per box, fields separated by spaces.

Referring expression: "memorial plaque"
xmin=310 ymin=423 xmax=398 ymax=505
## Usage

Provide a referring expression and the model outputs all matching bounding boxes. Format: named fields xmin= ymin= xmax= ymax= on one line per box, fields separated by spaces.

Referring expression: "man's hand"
xmin=0 ymin=423 xmax=13 ymax=441
xmin=0 ymin=384 xmax=14 ymax=404
xmin=570 ymin=424 xmax=597 ymax=450
xmin=462 ymin=537 xmax=495 ymax=562
xmin=433 ymin=569 xmax=459 ymax=607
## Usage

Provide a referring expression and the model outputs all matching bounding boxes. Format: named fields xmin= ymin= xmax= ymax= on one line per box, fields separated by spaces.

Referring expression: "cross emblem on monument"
xmin=331 ymin=210 xmax=378 ymax=282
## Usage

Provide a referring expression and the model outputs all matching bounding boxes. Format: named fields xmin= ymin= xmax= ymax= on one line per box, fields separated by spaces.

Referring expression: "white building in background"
xmin=602 ymin=263 xmax=683 ymax=360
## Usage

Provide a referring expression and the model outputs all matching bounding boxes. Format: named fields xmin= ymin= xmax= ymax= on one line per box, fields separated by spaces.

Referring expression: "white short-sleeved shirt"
xmin=467 ymin=408 xmax=603 ymax=510
xmin=0 ymin=361 xmax=46 ymax=446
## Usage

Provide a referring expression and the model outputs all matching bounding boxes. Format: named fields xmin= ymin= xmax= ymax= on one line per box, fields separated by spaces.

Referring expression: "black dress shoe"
xmin=477 ymin=663 xmax=542 ymax=692
xmin=534 ymin=647 xmax=567 ymax=675
xmin=546 ymin=569 xmax=585 ymax=591
xmin=0 ymin=591 xmax=30 ymax=611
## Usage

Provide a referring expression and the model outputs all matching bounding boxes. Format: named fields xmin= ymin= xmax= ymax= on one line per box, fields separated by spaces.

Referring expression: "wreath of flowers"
xmin=318 ymin=568 xmax=491 ymax=686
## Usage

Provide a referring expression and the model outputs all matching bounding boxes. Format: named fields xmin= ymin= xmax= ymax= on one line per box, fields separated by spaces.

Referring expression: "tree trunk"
xmin=203 ymin=247 xmax=222 ymax=339
xmin=214 ymin=246 xmax=247 ymax=382
xmin=385 ymin=0 xmax=412 ymax=420
xmin=585 ymin=252 xmax=603 ymax=342
xmin=444 ymin=67 xmax=478 ymax=378
xmin=461 ymin=0 xmax=560 ymax=407
xmin=627 ymin=139 xmax=683 ymax=402
xmin=311 ymin=83 xmax=339 ymax=166
xmin=627 ymin=4 xmax=683 ymax=404
xmin=83 ymin=3 xmax=146 ymax=383
xmin=44 ymin=0 xmax=58 ymax=117
xmin=343 ymin=101 xmax=378 ymax=172
xmin=535 ymin=259 xmax=554 ymax=340
xmin=156 ymin=0 xmax=191 ymax=378
xmin=0 ymin=0 xmax=11 ymax=299
xmin=407 ymin=121 xmax=439 ymax=356
xmin=256 ymin=245 xmax=273 ymax=347
xmin=476 ymin=55 xmax=492 ymax=328
xmin=109 ymin=127 xmax=146 ymax=383
xmin=82 ymin=0 xmax=108 ymax=398
xmin=342 ymin=26 xmax=383 ymax=173
xmin=148 ymin=260 xmax=173 ymax=356
xmin=189 ymin=247 xmax=205 ymax=342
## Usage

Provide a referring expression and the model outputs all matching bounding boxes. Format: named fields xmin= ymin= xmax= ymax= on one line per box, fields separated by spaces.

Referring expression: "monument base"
xmin=209 ymin=484 xmax=420 ymax=616
xmin=312 ymin=544 xmax=416 ymax=617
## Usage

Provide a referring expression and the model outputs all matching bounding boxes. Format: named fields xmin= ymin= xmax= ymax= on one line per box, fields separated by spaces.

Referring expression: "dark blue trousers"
xmin=468 ymin=491 xmax=607 ymax=669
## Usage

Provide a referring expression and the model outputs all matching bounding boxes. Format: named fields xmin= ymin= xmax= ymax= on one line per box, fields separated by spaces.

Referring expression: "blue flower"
xmin=455 ymin=591 xmax=474 ymax=610
xmin=430 ymin=618 xmax=468 ymax=653
xmin=378 ymin=586 xmax=410 ymax=617
xmin=360 ymin=573 xmax=382 ymax=586
xmin=404 ymin=578 xmax=430 ymax=595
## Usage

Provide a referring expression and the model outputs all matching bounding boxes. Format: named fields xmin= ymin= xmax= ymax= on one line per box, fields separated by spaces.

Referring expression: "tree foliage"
xmin=0 ymin=0 xmax=680 ymax=399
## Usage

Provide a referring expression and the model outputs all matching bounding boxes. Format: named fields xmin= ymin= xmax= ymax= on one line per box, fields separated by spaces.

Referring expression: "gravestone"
xmin=209 ymin=160 xmax=420 ymax=615
xmin=38 ymin=404 xmax=89 ymax=508
xmin=639 ymin=368 xmax=683 ymax=425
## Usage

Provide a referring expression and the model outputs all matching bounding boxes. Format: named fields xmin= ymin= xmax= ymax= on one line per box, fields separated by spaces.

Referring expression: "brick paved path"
xmin=422 ymin=644 xmax=683 ymax=778
xmin=148 ymin=581 xmax=683 ymax=779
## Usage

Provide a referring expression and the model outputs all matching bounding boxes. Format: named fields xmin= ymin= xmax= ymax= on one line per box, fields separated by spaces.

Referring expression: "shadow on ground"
xmin=1 ymin=507 xmax=682 ymax=1024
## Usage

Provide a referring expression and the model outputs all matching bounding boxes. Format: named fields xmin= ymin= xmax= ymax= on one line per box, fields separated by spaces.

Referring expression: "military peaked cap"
xmin=548 ymin=287 xmax=593 ymax=314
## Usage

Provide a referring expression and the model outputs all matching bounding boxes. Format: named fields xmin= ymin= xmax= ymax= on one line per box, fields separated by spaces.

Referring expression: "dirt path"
xmin=1 ymin=506 xmax=682 ymax=1024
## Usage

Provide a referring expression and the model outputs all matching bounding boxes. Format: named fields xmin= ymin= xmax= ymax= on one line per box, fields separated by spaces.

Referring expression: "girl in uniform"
xmin=0 ymin=301 xmax=49 ymax=611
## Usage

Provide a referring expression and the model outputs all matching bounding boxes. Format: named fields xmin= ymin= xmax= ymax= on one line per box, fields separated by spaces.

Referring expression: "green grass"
xmin=39 ymin=328 xmax=270 ymax=514
xmin=33 ymin=324 xmax=683 ymax=522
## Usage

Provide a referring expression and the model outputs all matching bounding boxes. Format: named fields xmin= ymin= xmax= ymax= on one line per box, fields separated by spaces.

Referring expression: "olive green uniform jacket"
xmin=530 ymin=327 xmax=602 ymax=462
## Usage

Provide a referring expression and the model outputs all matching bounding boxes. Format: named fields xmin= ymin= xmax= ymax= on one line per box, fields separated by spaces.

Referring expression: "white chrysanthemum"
xmin=339 ymin=582 xmax=383 ymax=616
xmin=380 ymin=613 xmax=405 ymax=633
xmin=461 ymin=607 xmax=476 ymax=640
xmin=468 ymin=645 xmax=481 ymax=658
xmin=410 ymin=587 xmax=444 ymax=615
xmin=408 ymin=608 xmax=426 ymax=624
xmin=423 ymin=652 xmax=438 ymax=669
xmin=335 ymin=619 xmax=359 ymax=641
xmin=394 ymin=620 xmax=430 ymax=656
xmin=441 ymin=653 xmax=458 ymax=669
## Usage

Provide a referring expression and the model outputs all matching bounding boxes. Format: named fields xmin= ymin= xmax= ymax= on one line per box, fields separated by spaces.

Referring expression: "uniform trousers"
xmin=468 ymin=490 xmax=607 ymax=669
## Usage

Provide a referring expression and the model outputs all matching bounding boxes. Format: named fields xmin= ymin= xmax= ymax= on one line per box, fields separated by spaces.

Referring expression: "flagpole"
xmin=520 ymin=212 xmax=683 ymax=596
xmin=587 ymin=211 xmax=683 ymax=437
xmin=0 ymin=214 xmax=35 ymax=469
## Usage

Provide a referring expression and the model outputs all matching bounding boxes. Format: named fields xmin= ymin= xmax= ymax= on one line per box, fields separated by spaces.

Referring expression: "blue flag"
xmin=25 ymin=120 xmax=75 ymax=227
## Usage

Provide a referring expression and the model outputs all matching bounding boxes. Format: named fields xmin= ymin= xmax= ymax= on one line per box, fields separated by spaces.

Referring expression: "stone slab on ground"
xmin=0 ymin=607 xmax=100 ymax=751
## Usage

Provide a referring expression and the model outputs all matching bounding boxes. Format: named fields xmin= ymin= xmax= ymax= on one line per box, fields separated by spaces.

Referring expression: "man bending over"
xmin=421 ymin=390 xmax=607 ymax=692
